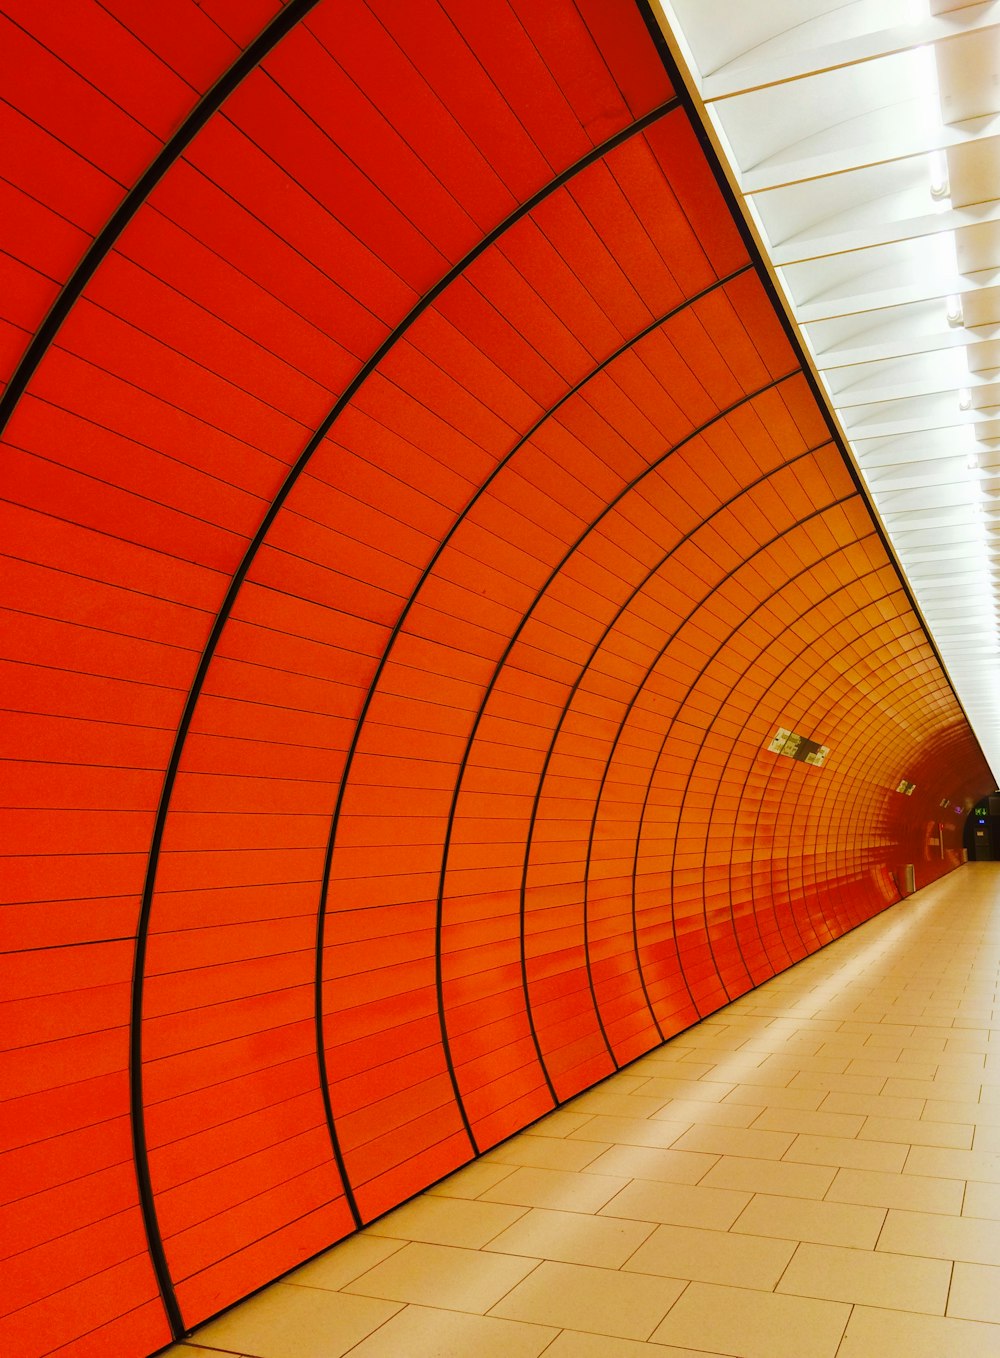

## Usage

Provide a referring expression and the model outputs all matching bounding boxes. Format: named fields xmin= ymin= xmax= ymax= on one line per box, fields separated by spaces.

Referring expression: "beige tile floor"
xmin=166 ymin=863 xmax=1000 ymax=1357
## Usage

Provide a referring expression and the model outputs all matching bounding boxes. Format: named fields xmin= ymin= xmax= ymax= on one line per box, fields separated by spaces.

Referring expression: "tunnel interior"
xmin=1 ymin=3 xmax=994 ymax=1356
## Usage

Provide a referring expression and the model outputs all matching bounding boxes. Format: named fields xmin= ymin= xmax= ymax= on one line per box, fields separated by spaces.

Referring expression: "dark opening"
xmin=965 ymin=792 xmax=1000 ymax=861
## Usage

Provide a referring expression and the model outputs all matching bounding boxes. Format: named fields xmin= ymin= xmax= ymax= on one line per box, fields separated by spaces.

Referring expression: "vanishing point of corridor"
xmin=165 ymin=863 xmax=1000 ymax=1358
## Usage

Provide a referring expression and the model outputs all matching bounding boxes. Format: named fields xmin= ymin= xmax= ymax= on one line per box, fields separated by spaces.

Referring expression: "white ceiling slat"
xmin=654 ymin=0 xmax=1000 ymax=784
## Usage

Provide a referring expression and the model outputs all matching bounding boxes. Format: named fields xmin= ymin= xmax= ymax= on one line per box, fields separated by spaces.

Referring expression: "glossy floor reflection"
xmin=164 ymin=863 xmax=1000 ymax=1358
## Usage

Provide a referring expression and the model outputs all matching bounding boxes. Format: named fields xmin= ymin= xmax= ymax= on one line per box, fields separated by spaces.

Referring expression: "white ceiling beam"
xmin=703 ymin=7 xmax=1000 ymax=102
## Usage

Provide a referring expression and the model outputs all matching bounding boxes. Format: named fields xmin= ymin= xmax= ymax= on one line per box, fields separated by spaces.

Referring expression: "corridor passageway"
xmin=168 ymin=864 xmax=1000 ymax=1358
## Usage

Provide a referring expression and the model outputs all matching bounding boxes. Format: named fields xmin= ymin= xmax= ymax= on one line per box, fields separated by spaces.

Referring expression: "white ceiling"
xmin=653 ymin=0 xmax=1000 ymax=788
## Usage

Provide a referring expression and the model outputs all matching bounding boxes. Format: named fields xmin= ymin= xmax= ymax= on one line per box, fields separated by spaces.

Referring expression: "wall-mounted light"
xmin=929 ymin=148 xmax=950 ymax=202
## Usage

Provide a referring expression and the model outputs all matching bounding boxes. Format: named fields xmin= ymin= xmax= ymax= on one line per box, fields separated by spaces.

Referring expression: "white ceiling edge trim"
xmin=651 ymin=0 xmax=1000 ymax=791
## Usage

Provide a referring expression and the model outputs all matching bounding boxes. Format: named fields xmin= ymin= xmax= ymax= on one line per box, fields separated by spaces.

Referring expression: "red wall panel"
xmin=0 ymin=2 xmax=992 ymax=1355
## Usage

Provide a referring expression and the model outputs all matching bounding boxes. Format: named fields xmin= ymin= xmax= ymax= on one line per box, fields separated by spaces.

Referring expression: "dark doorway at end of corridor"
xmin=965 ymin=793 xmax=1000 ymax=861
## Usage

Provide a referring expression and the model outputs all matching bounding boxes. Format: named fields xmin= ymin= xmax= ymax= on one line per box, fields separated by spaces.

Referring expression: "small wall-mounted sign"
xmin=767 ymin=728 xmax=829 ymax=766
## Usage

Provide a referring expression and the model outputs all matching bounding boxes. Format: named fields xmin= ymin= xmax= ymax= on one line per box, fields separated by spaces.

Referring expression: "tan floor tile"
xmin=342 ymin=1304 xmax=556 ymax=1358
xmin=479 ymin=1165 xmax=628 ymax=1213
xmin=629 ymin=1045 xmax=696 ymax=1069
xmin=685 ymin=1029 xmax=760 ymax=1050
xmin=904 ymin=1145 xmax=1000 ymax=1183
xmin=820 ymin=1091 xmax=925 ymax=1120
xmin=945 ymin=1034 xmax=993 ymax=1054
xmin=972 ymin=1125 xmax=1000 ymax=1151
xmin=790 ymin=1070 xmax=887 ymax=1095
xmin=722 ymin=1082 xmax=824 ymax=1111
xmin=735 ymin=1035 xmax=825 ymax=1055
xmin=636 ymin=1075 xmax=736 ymax=1103
xmin=837 ymin=1020 xmax=912 ymax=1037
xmin=948 ymin=1262 xmax=1000 ymax=1323
xmin=751 ymin=1106 xmax=866 ymax=1138
xmin=191 ymin=1284 xmax=402 ymax=1358
xmin=578 ymin=1074 xmax=656 ymax=1095
xmin=911 ymin=1024 xmax=956 ymax=1039
xmin=709 ymin=1063 xmax=800 ymax=1089
xmin=283 ymin=1233 xmax=405 ymax=1291
xmin=732 ymin=1192 xmax=884 ymax=1247
xmin=784 ymin=1133 xmax=907 ymax=1172
xmin=963 ymin=1181 xmax=1000 ymax=1219
xmin=826 ymin=1166 xmax=964 ymax=1214
xmin=426 ymin=1159 xmax=518 ymax=1199
xmin=756 ymin=1053 xmax=850 ymax=1076
xmin=343 ymin=1241 xmax=538 ymax=1313
xmin=923 ymin=1099 xmax=1000 ymax=1128
xmin=523 ymin=1111 xmax=595 ymax=1138
xmin=816 ymin=1038 xmax=898 ymax=1061
xmin=777 ymin=1240 xmax=950 ymax=1313
xmin=868 ymin=1031 xmax=947 ymax=1053
xmin=860 ymin=1115 xmax=973 ymax=1149
xmin=649 ymin=1281 xmax=849 ymax=1358
xmin=562 ymin=1090 xmax=671 ymax=1118
xmin=677 ymin=1054 xmax=735 ymax=1073
xmin=946 ymin=1051 xmax=992 ymax=1071
xmin=623 ymin=1222 xmax=795 ymax=1288
xmin=365 ymin=1194 xmax=528 ymax=1248
xmin=877 ymin=1208 xmax=1000 ymax=1264
xmin=885 ymin=1077 xmax=984 ymax=1102
xmin=484 ymin=1206 xmax=655 ymax=1268
xmin=488 ymin=1258 xmax=685 ymax=1341
xmin=700 ymin=1154 xmax=835 ymax=1199
xmin=539 ymin=1331 xmax=729 ymax=1358
xmin=845 ymin=1057 xmax=939 ymax=1080
xmin=837 ymin=1304 xmax=1000 ymax=1357
xmin=650 ymin=1097 xmax=763 ymax=1128
xmin=668 ymin=1123 xmax=796 ymax=1160
xmin=578 ymin=1142 xmax=718 ymax=1184
xmin=566 ymin=1114 xmax=692 ymax=1149
xmin=599 ymin=1178 xmax=751 ymax=1229
xmin=484 ymin=1136 xmax=612 ymax=1172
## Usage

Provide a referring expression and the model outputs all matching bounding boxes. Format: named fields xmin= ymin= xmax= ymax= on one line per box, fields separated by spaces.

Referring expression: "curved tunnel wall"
xmin=1 ymin=2 xmax=992 ymax=1355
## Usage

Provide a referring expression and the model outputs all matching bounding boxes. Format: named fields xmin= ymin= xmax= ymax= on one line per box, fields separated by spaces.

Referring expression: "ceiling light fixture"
xmin=929 ymin=148 xmax=950 ymax=202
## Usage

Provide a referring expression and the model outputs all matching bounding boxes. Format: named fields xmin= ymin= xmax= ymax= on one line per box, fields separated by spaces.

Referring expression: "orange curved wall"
xmin=1 ymin=3 xmax=991 ymax=1355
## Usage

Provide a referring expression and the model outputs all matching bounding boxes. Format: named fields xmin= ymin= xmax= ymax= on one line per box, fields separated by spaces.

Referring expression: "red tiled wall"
xmin=1 ymin=2 xmax=991 ymax=1355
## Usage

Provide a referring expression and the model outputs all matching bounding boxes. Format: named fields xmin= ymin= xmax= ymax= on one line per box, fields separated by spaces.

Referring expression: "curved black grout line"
xmin=512 ymin=436 xmax=834 ymax=1076
xmin=752 ymin=579 xmax=919 ymax=957
xmin=314 ymin=234 xmax=739 ymax=1160
xmin=121 ymin=90 xmax=684 ymax=1278
xmin=435 ymin=267 xmax=759 ymax=1096
xmin=2 ymin=1 xmax=340 ymax=1339
xmin=0 ymin=0 xmax=321 ymax=443
xmin=427 ymin=273 xmax=754 ymax=1143
xmin=434 ymin=369 xmax=799 ymax=1111
xmin=626 ymin=496 xmax=859 ymax=1027
xmin=658 ymin=513 xmax=865 ymax=1007
xmin=681 ymin=544 xmax=890 ymax=993
xmin=632 ymin=0 xmax=992 ymax=776
xmin=741 ymin=529 xmax=890 ymax=972
xmin=718 ymin=547 xmax=888 ymax=981
xmin=635 ymin=516 xmax=869 ymax=1010
xmin=791 ymin=646 xmax=926 ymax=940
